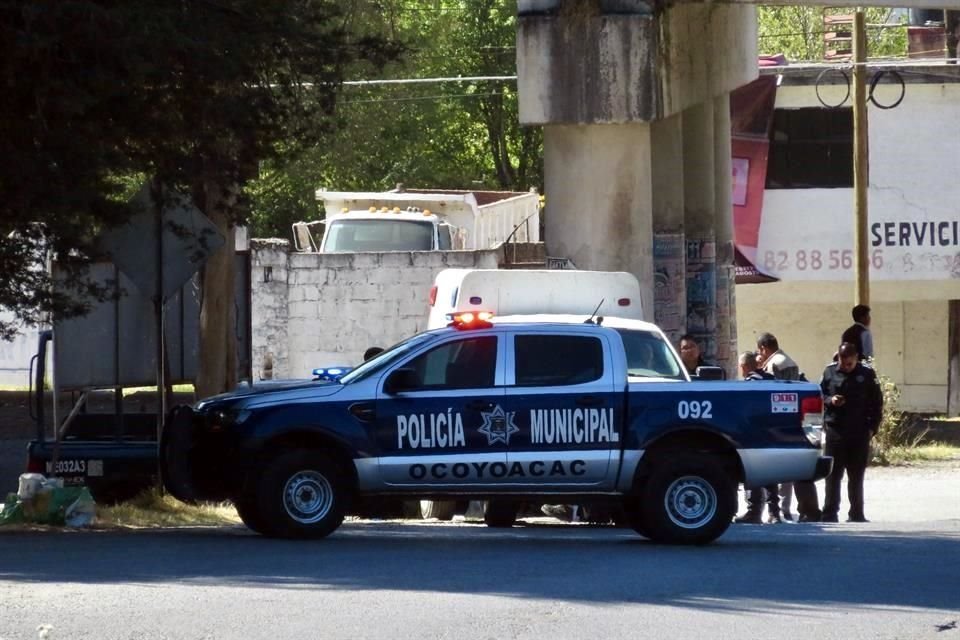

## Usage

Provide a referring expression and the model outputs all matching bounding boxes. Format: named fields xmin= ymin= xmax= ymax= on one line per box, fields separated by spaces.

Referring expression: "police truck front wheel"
xmin=252 ymin=451 xmax=347 ymax=539
xmin=640 ymin=453 xmax=735 ymax=545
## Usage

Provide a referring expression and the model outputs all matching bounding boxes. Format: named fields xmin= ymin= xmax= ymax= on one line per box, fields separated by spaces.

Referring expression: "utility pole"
xmin=852 ymin=9 xmax=870 ymax=306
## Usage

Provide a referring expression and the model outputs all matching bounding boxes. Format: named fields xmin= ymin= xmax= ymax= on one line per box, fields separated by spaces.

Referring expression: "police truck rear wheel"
xmin=641 ymin=453 xmax=735 ymax=545
xmin=420 ymin=500 xmax=456 ymax=521
xmin=254 ymin=451 xmax=346 ymax=539
xmin=622 ymin=500 xmax=651 ymax=538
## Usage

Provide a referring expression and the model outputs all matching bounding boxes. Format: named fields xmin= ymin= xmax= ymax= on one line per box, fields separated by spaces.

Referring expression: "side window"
xmin=401 ymin=336 xmax=497 ymax=390
xmin=437 ymin=224 xmax=452 ymax=250
xmin=514 ymin=335 xmax=604 ymax=386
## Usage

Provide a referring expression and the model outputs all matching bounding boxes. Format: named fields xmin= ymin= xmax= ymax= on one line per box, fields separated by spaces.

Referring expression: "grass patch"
xmin=872 ymin=443 xmax=960 ymax=467
xmin=96 ymin=488 xmax=238 ymax=528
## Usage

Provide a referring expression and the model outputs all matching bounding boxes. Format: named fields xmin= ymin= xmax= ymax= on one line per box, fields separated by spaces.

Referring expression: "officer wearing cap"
xmin=820 ymin=341 xmax=884 ymax=523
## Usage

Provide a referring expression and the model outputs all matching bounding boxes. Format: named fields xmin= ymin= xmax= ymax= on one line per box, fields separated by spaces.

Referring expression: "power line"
xmin=341 ymin=74 xmax=517 ymax=86
xmin=341 ymin=91 xmax=508 ymax=104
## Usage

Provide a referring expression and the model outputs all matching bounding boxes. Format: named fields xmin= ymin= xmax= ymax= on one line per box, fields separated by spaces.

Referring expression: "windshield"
xmin=615 ymin=329 xmax=686 ymax=380
xmin=339 ymin=332 xmax=437 ymax=385
xmin=323 ymin=219 xmax=435 ymax=252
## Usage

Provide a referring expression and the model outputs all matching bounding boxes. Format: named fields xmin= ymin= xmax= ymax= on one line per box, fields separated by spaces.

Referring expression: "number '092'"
xmin=678 ymin=400 xmax=713 ymax=419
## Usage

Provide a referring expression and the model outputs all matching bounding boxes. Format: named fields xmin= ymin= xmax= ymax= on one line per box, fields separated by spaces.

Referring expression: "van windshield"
xmin=615 ymin=329 xmax=685 ymax=380
xmin=324 ymin=219 xmax=434 ymax=252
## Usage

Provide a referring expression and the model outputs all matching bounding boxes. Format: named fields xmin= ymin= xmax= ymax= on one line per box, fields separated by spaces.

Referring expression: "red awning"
xmin=735 ymin=246 xmax=778 ymax=284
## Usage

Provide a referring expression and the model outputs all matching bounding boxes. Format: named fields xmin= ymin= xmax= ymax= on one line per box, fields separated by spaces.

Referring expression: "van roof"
xmin=492 ymin=314 xmax=660 ymax=332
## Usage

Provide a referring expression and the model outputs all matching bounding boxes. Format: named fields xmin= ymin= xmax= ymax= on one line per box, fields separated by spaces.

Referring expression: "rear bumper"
xmin=739 ymin=448 xmax=830 ymax=489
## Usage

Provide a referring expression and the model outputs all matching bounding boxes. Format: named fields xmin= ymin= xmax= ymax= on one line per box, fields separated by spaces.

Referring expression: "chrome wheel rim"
xmin=664 ymin=475 xmax=717 ymax=529
xmin=283 ymin=470 xmax=333 ymax=524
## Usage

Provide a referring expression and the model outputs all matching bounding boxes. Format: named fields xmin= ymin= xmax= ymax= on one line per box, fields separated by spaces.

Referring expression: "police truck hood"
xmin=195 ymin=379 xmax=344 ymax=409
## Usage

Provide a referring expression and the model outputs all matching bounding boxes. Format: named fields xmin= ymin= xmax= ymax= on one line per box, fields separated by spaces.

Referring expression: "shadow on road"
xmin=1 ymin=521 xmax=958 ymax=614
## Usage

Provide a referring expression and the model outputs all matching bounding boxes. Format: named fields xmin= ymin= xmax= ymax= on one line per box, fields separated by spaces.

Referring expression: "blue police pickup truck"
xmin=161 ymin=312 xmax=831 ymax=545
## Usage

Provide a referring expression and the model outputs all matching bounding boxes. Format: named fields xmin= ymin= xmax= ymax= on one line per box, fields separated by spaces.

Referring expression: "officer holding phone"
xmin=820 ymin=342 xmax=884 ymax=522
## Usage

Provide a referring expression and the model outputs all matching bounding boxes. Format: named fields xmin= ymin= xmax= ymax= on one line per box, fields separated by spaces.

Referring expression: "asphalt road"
xmin=2 ymin=512 xmax=959 ymax=640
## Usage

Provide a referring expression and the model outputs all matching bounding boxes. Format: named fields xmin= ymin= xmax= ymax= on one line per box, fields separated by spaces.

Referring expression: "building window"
xmin=766 ymin=107 xmax=853 ymax=189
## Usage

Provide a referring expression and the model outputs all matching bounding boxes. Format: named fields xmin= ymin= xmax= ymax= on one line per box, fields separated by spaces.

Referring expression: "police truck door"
xmin=374 ymin=332 xmax=507 ymax=487
xmin=502 ymin=329 xmax=620 ymax=488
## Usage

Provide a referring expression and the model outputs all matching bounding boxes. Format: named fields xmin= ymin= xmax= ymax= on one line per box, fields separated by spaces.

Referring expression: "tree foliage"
xmin=0 ymin=0 xmax=399 ymax=341
xmin=758 ymin=6 xmax=907 ymax=61
xmin=248 ymin=0 xmax=543 ymax=238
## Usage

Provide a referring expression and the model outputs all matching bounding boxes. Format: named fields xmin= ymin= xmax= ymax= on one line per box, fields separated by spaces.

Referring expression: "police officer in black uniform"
xmin=820 ymin=342 xmax=884 ymax=523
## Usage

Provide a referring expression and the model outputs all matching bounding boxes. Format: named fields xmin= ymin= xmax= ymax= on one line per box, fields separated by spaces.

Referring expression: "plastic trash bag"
xmin=23 ymin=486 xmax=95 ymax=526
xmin=1 ymin=474 xmax=96 ymax=527
xmin=64 ymin=488 xmax=96 ymax=527
xmin=0 ymin=492 xmax=25 ymax=525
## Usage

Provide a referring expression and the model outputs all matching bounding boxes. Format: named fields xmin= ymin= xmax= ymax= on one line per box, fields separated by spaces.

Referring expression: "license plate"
xmin=45 ymin=459 xmax=104 ymax=477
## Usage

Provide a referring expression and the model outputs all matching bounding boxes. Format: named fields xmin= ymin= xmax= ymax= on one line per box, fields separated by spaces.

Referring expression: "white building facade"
xmin=735 ymin=65 xmax=960 ymax=411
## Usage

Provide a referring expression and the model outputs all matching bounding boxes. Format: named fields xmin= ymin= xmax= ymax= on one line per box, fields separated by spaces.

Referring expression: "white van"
xmin=427 ymin=269 xmax=643 ymax=329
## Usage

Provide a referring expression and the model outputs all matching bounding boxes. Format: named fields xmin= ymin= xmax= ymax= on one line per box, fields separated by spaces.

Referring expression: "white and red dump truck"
xmin=292 ymin=188 xmax=541 ymax=253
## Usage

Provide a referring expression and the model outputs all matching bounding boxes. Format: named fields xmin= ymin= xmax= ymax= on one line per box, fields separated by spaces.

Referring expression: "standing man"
xmin=739 ymin=350 xmax=774 ymax=381
xmin=841 ymin=304 xmax=874 ymax=361
xmin=756 ymin=333 xmax=820 ymax=521
xmin=678 ymin=334 xmax=707 ymax=376
xmin=734 ymin=352 xmax=782 ymax=524
xmin=756 ymin=333 xmax=801 ymax=380
xmin=820 ymin=342 xmax=884 ymax=522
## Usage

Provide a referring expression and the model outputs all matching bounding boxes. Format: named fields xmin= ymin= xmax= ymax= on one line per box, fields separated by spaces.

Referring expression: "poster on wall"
xmin=686 ymin=239 xmax=717 ymax=360
xmin=653 ymin=233 xmax=685 ymax=341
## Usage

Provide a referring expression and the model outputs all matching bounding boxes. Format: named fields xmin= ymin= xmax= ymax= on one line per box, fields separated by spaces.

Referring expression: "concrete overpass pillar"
xmin=713 ymin=92 xmax=737 ymax=376
xmin=517 ymin=1 xmax=757 ymax=338
xmin=543 ymin=123 xmax=654 ymax=314
xmin=682 ymin=100 xmax=718 ymax=362
xmin=651 ymin=114 xmax=686 ymax=343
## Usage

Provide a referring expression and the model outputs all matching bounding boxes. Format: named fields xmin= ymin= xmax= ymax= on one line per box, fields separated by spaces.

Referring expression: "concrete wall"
xmin=250 ymin=241 xmax=499 ymax=380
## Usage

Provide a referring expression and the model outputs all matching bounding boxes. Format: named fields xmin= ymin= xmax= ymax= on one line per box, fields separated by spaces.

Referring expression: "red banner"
xmin=730 ymin=74 xmax=779 ymax=283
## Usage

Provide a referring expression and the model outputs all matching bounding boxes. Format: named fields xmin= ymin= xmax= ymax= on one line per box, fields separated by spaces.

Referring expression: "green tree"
xmin=758 ymin=6 xmax=907 ymax=61
xmin=0 ymin=0 xmax=398 ymax=393
xmin=248 ymin=0 xmax=544 ymax=239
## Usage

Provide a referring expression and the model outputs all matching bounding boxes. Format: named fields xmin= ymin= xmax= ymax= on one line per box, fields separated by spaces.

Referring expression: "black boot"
xmin=734 ymin=510 xmax=763 ymax=524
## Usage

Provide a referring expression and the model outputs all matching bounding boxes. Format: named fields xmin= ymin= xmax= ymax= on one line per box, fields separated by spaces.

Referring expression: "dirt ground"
xmin=0 ymin=390 xmax=196 ymax=440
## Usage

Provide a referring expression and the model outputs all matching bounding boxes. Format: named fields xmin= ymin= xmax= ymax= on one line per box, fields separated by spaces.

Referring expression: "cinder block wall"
xmin=250 ymin=240 xmax=500 ymax=380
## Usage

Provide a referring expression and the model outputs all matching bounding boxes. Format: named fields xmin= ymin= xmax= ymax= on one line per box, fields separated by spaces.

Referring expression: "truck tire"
xmin=160 ymin=405 xmax=199 ymax=504
xmin=622 ymin=500 xmax=650 ymax=538
xmin=251 ymin=450 xmax=347 ymax=539
xmin=483 ymin=500 xmax=518 ymax=528
xmin=419 ymin=500 xmax=456 ymax=521
xmin=640 ymin=453 xmax=735 ymax=545
xmin=234 ymin=491 xmax=270 ymax=535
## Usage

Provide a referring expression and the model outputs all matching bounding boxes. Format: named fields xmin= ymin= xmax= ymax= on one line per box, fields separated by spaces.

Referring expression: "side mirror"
xmin=694 ymin=366 xmax=725 ymax=381
xmin=384 ymin=368 xmax=420 ymax=394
